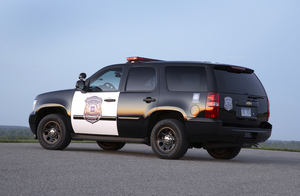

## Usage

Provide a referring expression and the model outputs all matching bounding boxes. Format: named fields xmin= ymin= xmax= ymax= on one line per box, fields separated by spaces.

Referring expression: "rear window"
xmin=214 ymin=70 xmax=266 ymax=96
xmin=166 ymin=66 xmax=207 ymax=91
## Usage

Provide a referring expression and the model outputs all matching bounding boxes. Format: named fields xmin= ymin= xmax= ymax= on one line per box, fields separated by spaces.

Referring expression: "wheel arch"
xmin=33 ymin=105 xmax=74 ymax=137
xmin=147 ymin=110 xmax=186 ymax=140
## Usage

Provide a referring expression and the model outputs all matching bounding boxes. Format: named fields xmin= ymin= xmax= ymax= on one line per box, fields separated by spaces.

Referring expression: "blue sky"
xmin=1 ymin=0 xmax=299 ymax=141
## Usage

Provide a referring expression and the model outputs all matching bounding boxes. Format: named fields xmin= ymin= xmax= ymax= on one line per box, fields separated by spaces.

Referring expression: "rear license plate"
xmin=241 ymin=107 xmax=251 ymax=117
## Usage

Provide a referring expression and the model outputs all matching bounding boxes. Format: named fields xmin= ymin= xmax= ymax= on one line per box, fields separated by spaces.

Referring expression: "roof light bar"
xmin=126 ymin=56 xmax=160 ymax=63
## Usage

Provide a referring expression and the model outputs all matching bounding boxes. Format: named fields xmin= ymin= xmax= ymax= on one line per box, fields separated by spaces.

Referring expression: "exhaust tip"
xmin=251 ymin=143 xmax=260 ymax=148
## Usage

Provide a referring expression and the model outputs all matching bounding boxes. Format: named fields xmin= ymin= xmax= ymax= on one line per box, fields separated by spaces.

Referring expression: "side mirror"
xmin=76 ymin=80 xmax=85 ymax=90
xmin=79 ymin=73 xmax=86 ymax=80
xmin=76 ymin=73 xmax=87 ymax=92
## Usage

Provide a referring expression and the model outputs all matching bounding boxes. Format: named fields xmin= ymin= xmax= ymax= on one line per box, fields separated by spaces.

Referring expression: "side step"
xmin=71 ymin=133 xmax=149 ymax=144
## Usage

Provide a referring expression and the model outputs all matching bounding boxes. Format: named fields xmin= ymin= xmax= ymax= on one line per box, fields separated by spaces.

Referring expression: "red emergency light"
xmin=126 ymin=56 xmax=160 ymax=63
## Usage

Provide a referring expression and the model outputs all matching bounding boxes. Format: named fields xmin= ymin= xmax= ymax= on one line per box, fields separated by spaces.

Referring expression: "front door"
xmin=71 ymin=67 xmax=123 ymax=136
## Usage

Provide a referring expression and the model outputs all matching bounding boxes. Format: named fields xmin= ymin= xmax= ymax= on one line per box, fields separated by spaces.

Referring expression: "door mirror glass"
xmin=76 ymin=80 xmax=85 ymax=90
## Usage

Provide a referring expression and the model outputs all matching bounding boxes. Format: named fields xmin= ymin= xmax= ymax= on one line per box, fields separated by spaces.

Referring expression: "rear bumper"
xmin=186 ymin=118 xmax=272 ymax=147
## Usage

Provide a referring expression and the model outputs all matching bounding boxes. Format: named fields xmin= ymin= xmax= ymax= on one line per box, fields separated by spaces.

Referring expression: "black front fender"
xmin=29 ymin=89 xmax=76 ymax=135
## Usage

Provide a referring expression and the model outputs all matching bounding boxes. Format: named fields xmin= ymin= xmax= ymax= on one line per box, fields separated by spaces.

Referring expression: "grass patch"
xmin=252 ymin=146 xmax=300 ymax=153
xmin=0 ymin=139 xmax=38 ymax=143
xmin=0 ymin=139 xmax=96 ymax=143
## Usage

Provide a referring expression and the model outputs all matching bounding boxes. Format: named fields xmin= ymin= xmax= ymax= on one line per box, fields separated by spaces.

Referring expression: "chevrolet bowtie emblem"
xmin=246 ymin=101 xmax=252 ymax=106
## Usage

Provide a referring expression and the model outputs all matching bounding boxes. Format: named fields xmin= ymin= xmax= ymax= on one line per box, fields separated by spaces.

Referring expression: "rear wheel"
xmin=97 ymin=142 xmax=125 ymax=151
xmin=207 ymin=147 xmax=241 ymax=159
xmin=150 ymin=119 xmax=189 ymax=159
xmin=37 ymin=114 xmax=71 ymax=150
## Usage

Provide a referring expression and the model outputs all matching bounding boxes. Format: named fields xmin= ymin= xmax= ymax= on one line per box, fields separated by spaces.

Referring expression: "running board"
xmin=71 ymin=133 xmax=149 ymax=144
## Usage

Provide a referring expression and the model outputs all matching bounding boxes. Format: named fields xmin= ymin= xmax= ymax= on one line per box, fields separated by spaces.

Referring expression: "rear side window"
xmin=166 ymin=66 xmax=207 ymax=91
xmin=214 ymin=70 xmax=266 ymax=96
xmin=126 ymin=67 xmax=156 ymax=91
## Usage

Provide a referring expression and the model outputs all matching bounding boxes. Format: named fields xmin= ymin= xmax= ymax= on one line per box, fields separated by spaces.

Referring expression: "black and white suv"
xmin=29 ymin=57 xmax=272 ymax=159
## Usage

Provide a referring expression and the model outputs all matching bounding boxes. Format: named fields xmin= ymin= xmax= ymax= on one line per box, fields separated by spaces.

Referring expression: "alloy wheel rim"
xmin=43 ymin=121 xmax=61 ymax=144
xmin=156 ymin=127 xmax=176 ymax=152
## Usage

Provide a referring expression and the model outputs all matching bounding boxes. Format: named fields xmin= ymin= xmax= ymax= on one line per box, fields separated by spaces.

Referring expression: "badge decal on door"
xmin=224 ymin=97 xmax=233 ymax=111
xmin=84 ymin=96 xmax=103 ymax=124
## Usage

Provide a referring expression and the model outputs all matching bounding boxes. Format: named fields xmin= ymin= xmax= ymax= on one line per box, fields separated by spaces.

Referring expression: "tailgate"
xmin=213 ymin=66 xmax=269 ymax=127
xmin=219 ymin=93 xmax=268 ymax=127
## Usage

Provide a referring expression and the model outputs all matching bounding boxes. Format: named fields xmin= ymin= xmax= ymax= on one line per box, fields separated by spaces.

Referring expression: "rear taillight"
xmin=267 ymin=97 xmax=270 ymax=121
xmin=205 ymin=92 xmax=219 ymax=119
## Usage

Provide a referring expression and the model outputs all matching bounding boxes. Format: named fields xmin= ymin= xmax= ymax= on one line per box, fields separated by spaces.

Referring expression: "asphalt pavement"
xmin=0 ymin=143 xmax=299 ymax=196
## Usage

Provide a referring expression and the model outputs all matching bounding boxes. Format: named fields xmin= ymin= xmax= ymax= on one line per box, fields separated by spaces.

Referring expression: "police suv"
xmin=29 ymin=57 xmax=272 ymax=159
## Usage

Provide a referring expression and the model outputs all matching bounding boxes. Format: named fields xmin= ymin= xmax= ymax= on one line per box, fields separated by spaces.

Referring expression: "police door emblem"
xmin=84 ymin=96 xmax=103 ymax=124
xmin=224 ymin=97 xmax=233 ymax=111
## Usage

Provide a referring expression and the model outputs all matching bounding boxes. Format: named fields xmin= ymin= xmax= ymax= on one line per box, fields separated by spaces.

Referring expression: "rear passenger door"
xmin=117 ymin=66 xmax=159 ymax=138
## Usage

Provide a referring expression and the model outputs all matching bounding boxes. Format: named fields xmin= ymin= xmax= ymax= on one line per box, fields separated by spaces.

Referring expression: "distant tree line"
xmin=0 ymin=126 xmax=34 ymax=140
xmin=259 ymin=140 xmax=300 ymax=150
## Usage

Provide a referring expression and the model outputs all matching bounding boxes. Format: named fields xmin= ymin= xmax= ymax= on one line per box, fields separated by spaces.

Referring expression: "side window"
xmin=166 ymin=66 xmax=207 ymax=91
xmin=89 ymin=68 xmax=122 ymax=92
xmin=126 ymin=67 xmax=156 ymax=91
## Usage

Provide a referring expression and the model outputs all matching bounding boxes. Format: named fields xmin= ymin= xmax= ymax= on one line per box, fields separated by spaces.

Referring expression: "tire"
xmin=207 ymin=147 xmax=241 ymax=160
xmin=97 ymin=142 xmax=125 ymax=151
xmin=150 ymin=119 xmax=189 ymax=159
xmin=37 ymin=114 xmax=71 ymax=150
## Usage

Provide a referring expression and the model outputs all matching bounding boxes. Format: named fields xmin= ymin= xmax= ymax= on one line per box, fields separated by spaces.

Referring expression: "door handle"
xmin=104 ymin=99 xmax=116 ymax=102
xmin=143 ymin=97 xmax=156 ymax=103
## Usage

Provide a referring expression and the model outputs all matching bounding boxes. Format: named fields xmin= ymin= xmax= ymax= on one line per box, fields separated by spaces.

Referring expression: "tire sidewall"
xmin=150 ymin=119 xmax=188 ymax=159
xmin=97 ymin=142 xmax=126 ymax=151
xmin=37 ymin=114 xmax=71 ymax=150
xmin=207 ymin=147 xmax=241 ymax=159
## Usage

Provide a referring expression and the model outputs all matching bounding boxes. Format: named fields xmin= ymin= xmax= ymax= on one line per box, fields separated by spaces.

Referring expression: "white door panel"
xmin=71 ymin=91 xmax=119 ymax=135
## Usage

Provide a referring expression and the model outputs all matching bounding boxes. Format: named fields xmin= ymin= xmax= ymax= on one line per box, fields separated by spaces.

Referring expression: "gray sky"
xmin=1 ymin=0 xmax=299 ymax=141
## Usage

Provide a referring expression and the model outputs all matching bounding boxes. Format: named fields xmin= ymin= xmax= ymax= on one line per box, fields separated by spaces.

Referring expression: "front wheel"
xmin=207 ymin=147 xmax=241 ymax=159
xmin=97 ymin=142 xmax=125 ymax=150
xmin=150 ymin=119 xmax=189 ymax=159
xmin=37 ymin=114 xmax=71 ymax=150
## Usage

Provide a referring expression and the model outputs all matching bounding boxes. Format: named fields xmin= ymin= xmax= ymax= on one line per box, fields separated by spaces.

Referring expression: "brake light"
xmin=205 ymin=92 xmax=219 ymax=119
xmin=230 ymin=66 xmax=245 ymax=71
xmin=267 ymin=97 xmax=270 ymax=121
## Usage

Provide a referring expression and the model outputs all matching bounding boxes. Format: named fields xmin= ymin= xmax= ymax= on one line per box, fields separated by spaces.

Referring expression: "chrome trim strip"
xmin=118 ymin=117 xmax=140 ymax=120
